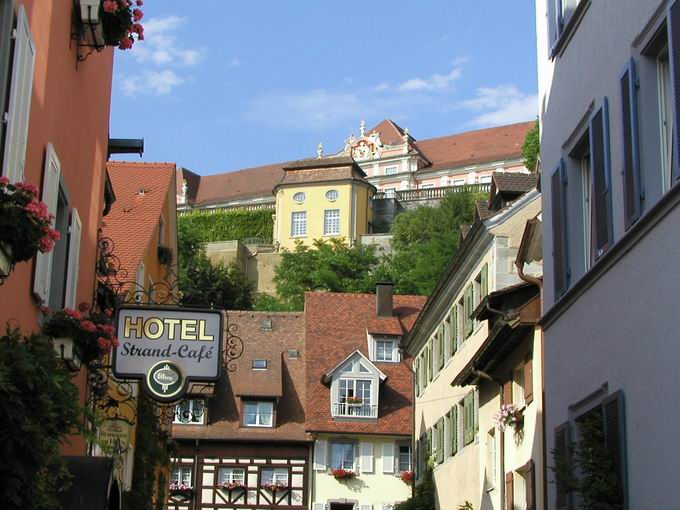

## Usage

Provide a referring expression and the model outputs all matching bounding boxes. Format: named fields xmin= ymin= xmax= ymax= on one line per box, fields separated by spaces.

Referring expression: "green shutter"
xmin=438 ymin=418 xmax=445 ymax=464
xmin=428 ymin=340 xmax=433 ymax=382
xmin=465 ymin=286 xmax=474 ymax=337
xmin=438 ymin=327 xmax=445 ymax=369
xmin=427 ymin=428 xmax=432 ymax=458
xmin=463 ymin=393 xmax=474 ymax=445
xmin=415 ymin=357 xmax=420 ymax=396
xmin=481 ymin=263 xmax=488 ymax=298
xmin=452 ymin=307 xmax=458 ymax=353
xmin=451 ymin=406 xmax=458 ymax=455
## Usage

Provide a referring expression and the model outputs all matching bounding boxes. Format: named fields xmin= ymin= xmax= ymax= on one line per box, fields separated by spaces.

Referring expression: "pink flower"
xmin=103 ymin=0 xmax=117 ymax=13
xmin=132 ymin=8 xmax=143 ymax=21
xmin=136 ymin=0 xmax=143 ymax=5
xmin=132 ymin=23 xmax=144 ymax=35
xmin=48 ymin=229 xmax=61 ymax=241
xmin=112 ymin=336 xmax=120 ymax=347
xmin=98 ymin=337 xmax=112 ymax=351
xmin=0 ymin=176 xmax=9 ymax=185
xmin=119 ymin=36 xmax=134 ymax=50
xmin=81 ymin=320 xmax=97 ymax=332
xmin=64 ymin=308 xmax=83 ymax=320
xmin=15 ymin=182 xmax=39 ymax=196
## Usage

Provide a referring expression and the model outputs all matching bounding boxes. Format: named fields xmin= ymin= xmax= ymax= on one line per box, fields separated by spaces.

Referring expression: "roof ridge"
xmin=416 ymin=120 xmax=535 ymax=145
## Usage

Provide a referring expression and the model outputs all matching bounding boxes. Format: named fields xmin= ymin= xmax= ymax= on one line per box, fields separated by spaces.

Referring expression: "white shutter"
xmin=360 ymin=442 xmax=373 ymax=474
xmin=312 ymin=504 xmax=326 ymax=510
xmin=2 ymin=5 xmax=35 ymax=182
xmin=382 ymin=443 xmax=395 ymax=474
xmin=63 ymin=208 xmax=82 ymax=309
xmin=33 ymin=144 xmax=60 ymax=303
xmin=313 ymin=440 xmax=327 ymax=471
xmin=360 ymin=504 xmax=372 ymax=510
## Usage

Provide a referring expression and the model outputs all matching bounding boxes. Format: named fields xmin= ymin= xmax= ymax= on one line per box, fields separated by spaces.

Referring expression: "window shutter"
xmin=620 ymin=59 xmax=642 ymax=228
xmin=669 ymin=0 xmax=680 ymax=181
xmin=526 ymin=460 xmax=536 ymax=510
xmin=360 ymin=442 xmax=373 ymax=474
xmin=503 ymin=376 xmax=513 ymax=405
xmin=313 ymin=440 xmax=327 ymax=471
xmin=2 ymin=5 xmax=35 ymax=182
xmin=438 ymin=328 xmax=445 ymax=369
xmin=451 ymin=406 xmax=458 ymax=455
xmin=524 ymin=355 xmax=533 ymax=405
xmin=505 ymin=472 xmax=514 ymax=510
xmin=603 ymin=390 xmax=627 ymax=505
xmin=426 ymin=428 xmax=432 ymax=458
xmin=551 ymin=160 xmax=569 ymax=298
xmin=33 ymin=144 xmax=61 ymax=303
xmin=589 ymin=99 xmax=613 ymax=259
xmin=382 ymin=443 xmax=394 ymax=473
xmin=452 ymin=307 xmax=458 ymax=354
xmin=427 ymin=340 xmax=433 ymax=382
xmin=415 ymin=357 xmax=420 ymax=397
xmin=465 ymin=285 xmax=473 ymax=336
xmin=437 ymin=418 xmax=444 ymax=464
xmin=63 ymin=208 xmax=82 ymax=309
xmin=481 ymin=262 xmax=488 ymax=298
xmin=463 ymin=393 xmax=473 ymax=445
xmin=360 ymin=504 xmax=372 ymax=510
xmin=0 ymin=0 xmax=15 ymax=158
xmin=554 ymin=421 xmax=572 ymax=510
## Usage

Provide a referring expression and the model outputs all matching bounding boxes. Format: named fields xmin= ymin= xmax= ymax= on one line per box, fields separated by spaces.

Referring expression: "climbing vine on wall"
xmin=179 ymin=209 xmax=274 ymax=244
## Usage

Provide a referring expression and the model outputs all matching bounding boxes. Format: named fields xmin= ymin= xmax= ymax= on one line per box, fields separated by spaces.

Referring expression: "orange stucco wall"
xmin=0 ymin=1 xmax=114 ymax=456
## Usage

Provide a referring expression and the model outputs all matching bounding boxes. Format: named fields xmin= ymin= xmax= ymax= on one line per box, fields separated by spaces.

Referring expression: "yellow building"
xmin=273 ymin=156 xmax=376 ymax=251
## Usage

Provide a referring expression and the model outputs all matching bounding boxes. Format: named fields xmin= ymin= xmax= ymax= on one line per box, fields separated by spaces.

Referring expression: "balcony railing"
xmin=374 ymin=183 xmax=491 ymax=202
xmin=332 ymin=402 xmax=377 ymax=418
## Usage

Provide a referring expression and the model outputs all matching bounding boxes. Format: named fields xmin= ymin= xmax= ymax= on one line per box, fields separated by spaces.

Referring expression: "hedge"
xmin=179 ymin=209 xmax=274 ymax=244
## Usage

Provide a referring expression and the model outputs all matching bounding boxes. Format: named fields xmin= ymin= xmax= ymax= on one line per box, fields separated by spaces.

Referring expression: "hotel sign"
xmin=114 ymin=305 xmax=223 ymax=401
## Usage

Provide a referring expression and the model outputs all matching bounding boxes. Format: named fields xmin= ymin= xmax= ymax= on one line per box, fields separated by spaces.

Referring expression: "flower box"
xmin=0 ymin=242 xmax=11 ymax=277
xmin=52 ymin=336 xmax=82 ymax=372
xmin=331 ymin=468 xmax=356 ymax=480
xmin=262 ymin=481 xmax=288 ymax=492
xmin=168 ymin=483 xmax=194 ymax=500
xmin=345 ymin=396 xmax=363 ymax=404
xmin=219 ymin=482 xmax=246 ymax=491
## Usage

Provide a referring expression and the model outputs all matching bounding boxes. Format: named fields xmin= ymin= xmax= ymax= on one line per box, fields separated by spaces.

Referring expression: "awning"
xmin=57 ymin=456 xmax=120 ymax=510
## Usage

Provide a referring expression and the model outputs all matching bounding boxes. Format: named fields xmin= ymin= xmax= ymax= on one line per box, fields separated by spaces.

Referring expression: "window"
xmin=293 ymin=192 xmax=306 ymax=203
xmin=244 ymin=401 xmax=273 ymax=427
xmin=172 ymin=466 xmax=192 ymax=486
xmin=291 ymin=211 xmax=307 ymax=237
xmin=158 ymin=215 xmax=165 ymax=245
xmin=513 ymin=365 xmax=526 ymax=407
xmin=385 ymin=166 xmax=397 ymax=175
xmin=261 ymin=467 xmax=289 ymax=485
xmin=479 ymin=175 xmax=492 ymax=184
xmin=330 ymin=442 xmax=355 ymax=470
xmin=658 ymin=46 xmax=676 ymax=192
xmin=464 ymin=285 xmax=474 ymax=338
xmin=376 ymin=339 xmax=397 ymax=362
xmin=325 ymin=189 xmax=339 ymax=201
xmin=398 ymin=445 xmax=412 ymax=472
xmin=252 ymin=359 xmax=267 ymax=369
xmin=47 ymin=186 xmax=69 ymax=309
xmin=218 ymin=467 xmax=245 ymax=485
xmin=453 ymin=179 xmax=466 ymax=186
xmin=486 ymin=429 xmax=496 ymax=491
xmin=580 ymin=147 xmax=592 ymax=269
xmin=174 ymin=399 xmax=205 ymax=424
xmin=324 ymin=209 xmax=340 ymax=235
xmin=336 ymin=378 xmax=373 ymax=417
xmin=450 ymin=406 xmax=458 ymax=456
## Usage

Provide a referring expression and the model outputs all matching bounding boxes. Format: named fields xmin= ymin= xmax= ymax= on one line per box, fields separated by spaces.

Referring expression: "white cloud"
xmin=229 ymin=57 xmax=241 ymax=67
xmin=456 ymin=85 xmax=538 ymax=127
xmin=132 ymin=15 xmax=205 ymax=67
xmin=398 ymin=67 xmax=463 ymax=92
xmin=246 ymin=89 xmax=372 ymax=129
xmin=121 ymin=70 xmax=184 ymax=96
xmin=373 ymin=82 xmax=390 ymax=92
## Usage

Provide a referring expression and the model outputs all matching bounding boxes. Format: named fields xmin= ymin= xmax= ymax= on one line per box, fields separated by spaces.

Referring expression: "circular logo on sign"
xmin=146 ymin=360 xmax=184 ymax=400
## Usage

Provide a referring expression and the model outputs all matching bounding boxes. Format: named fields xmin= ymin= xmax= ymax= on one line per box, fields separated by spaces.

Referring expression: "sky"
xmin=109 ymin=1 xmax=538 ymax=176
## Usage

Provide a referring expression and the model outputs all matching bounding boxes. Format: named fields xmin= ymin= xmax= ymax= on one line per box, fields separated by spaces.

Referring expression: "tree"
xmin=178 ymin=221 xmax=254 ymax=310
xmin=258 ymin=238 xmax=383 ymax=311
xmin=383 ymin=187 xmax=486 ymax=295
xmin=522 ymin=120 xmax=540 ymax=172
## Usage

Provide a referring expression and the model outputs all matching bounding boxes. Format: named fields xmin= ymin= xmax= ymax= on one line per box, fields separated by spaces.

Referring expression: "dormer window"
xmin=252 ymin=359 xmax=267 ymax=370
xmin=326 ymin=351 xmax=386 ymax=420
xmin=244 ymin=401 xmax=274 ymax=427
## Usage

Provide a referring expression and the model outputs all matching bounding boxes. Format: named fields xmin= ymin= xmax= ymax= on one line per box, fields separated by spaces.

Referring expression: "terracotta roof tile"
xmin=194 ymin=163 xmax=286 ymax=206
xmin=276 ymin=163 xmax=370 ymax=188
xmin=102 ymin=162 xmax=175 ymax=282
xmin=367 ymin=119 xmax=408 ymax=144
xmin=364 ymin=315 xmax=404 ymax=336
xmin=415 ymin=121 xmax=534 ymax=171
xmin=172 ymin=311 xmax=309 ymax=442
xmin=492 ymin=171 xmax=538 ymax=193
xmin=305 ymin=292 xmax=426 ymax=436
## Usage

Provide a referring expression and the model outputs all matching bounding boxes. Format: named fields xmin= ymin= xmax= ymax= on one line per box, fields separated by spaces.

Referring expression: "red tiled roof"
xmin=364 ymin=316 xmax=404 ymax=336
xmin=305 ymin=292 xmax=426 ymax=436
xmin=172 ymin=311 xmax=310 ymax=442
xmin=102 ymin=162 xmax=175 ymax=282
xmin=194 ymin=162 xmax=286 ymax=206
xmin=415 ymin=121 xmax=534 ymax=171
xmin=367 ymin=119 xmax=408 ymax=145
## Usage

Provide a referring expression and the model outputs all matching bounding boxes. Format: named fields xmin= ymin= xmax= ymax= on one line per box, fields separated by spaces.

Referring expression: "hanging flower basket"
xmin=168 ymin=482 xmax=194 ymax=499
xmin=0 ymin=177 xmax=60 ymax=276
xmin=331 ymin=468 xmax=356 ymax=480
xmin=493 ymin=403 xmax=523 ymax=431
xmin=400 ymin=470 xmax=414 ymax=485
xmin=101 ymin=0 xmax=145 ymax=50
xmin=262 ymin=481 xmax=288 ymax=492
xmin=43 ymin=303 xmax=118 ymax=365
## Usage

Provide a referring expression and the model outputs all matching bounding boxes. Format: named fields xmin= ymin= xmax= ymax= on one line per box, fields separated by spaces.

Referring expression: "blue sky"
xmin=109 ymin=1 xmax=538 ymax=175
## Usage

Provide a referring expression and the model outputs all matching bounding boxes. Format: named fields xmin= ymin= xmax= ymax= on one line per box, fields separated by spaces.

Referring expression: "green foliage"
xmin=551 ymin=411 xmax=624 ymax=510
xmin=458 ymin=502 xmax=474 ymax=510
xmin=253 ymin=293 xmax=299 ymax=312
xmin=0 ymin=328 xmax=87 ymax=510
xmin=382 ymin=188 xmax=486 ymax=295
xmin=522 ymin=120 xmax=540 ymax=172
xmin=266 ymin=238 xmax=384 ymax=311
xmin=178 ymin=220 xmax=255 ymax=310
xmin=178 ymin=209 xmax=274 ymax=244
xmin=122 ymin=394 xmax=170 ymax=510
xmin=394 ymin=465 xmax=436 ymax=510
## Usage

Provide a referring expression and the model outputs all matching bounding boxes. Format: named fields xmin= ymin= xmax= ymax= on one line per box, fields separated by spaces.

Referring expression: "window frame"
xmin=375 ymin=339 xmax=397 ymax=363
xmin=171 ymin=466 xmax=192 ymax=487
xmin=291 ymin=211 xmax=307 ymax=237
xmin=260 ymin=467 xmax=289 ymax=486
xmin=324 ymin=208 xmax=341 ymax=235
xmin=243 ymin=400 xmax=274 ymax=427
xmin=292 ymin=191 xmax=306 ymax=204
xmin=218 ymin=466 xmax=246 ymax=485
xmin=330 ymin=441 xmax=356 ymax=471
xmin=398 ymin=444 xmax=412 ymax=472
xmin=325 ymin=189 xmax=339 ymax=201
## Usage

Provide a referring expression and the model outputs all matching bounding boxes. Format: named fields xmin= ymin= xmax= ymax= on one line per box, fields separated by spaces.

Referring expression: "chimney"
xmin=376 ymin=282 xmax=394 ymax=317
